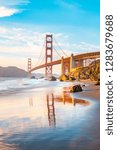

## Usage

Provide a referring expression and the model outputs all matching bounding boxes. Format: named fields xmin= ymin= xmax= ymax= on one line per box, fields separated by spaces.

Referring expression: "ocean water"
xmin=0 ymin=77 xmax=100 ymax=150
xmin=0 ymin=77 xmax=75 ymax=94
xmin=0 ymin=77 xmax=49 ymax=93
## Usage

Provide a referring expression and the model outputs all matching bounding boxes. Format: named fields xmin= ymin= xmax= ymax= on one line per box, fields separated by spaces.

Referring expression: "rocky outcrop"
xmin=69 ymin=76 xmax=76 ymax=81
xmin=70 ymin=84 xmax=83 ymax=92
xmin=59 ymin=59 xmax=100 ymax=83
xmin=59 ymin=74 xmax=69 ymax=81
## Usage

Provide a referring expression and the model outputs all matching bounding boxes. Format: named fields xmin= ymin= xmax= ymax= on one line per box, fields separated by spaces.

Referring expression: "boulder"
xmin=70 ymin=84 xmax=83 ymax=92
xmin=30 ymin=76 xmax=36 ymax=79
xmin=39 ymin=76 xmax=44 ymax=79
xmin=69 ymin=76 xmax=76 ymax=81
xmin=59 ymin=74 xmax=69 ymax=81
xmin=95 ymin=78 xmax=100 ymax=85
xmin=49 ymin=76 xmax=56 ymax=81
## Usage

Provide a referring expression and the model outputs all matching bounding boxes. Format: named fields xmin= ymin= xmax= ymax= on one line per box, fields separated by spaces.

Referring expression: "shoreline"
xmin=0 ymin=79 xmax=100 ymax=150
xmin=0 ymin=79 xmax=99 ymax=100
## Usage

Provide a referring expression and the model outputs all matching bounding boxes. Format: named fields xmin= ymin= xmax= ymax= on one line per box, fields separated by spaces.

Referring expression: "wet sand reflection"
xmin=0 ymin=142 xmax=18 ymax=150
xmin=28 ymin=87 xmax=90 ymax=128
xmin=47 ymin=94 xmax=56 ymax=127
xmin=54 ymin=88 xmax=90 ymax=106
xmin=0 ymin=85 xmax=98 ymax=150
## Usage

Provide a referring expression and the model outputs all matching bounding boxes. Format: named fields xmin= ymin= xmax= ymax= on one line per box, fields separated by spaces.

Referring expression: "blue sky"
xmin=0 ymin=0 xmax=100 ymax=71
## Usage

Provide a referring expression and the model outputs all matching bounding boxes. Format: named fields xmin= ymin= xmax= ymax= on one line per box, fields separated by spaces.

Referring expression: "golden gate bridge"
xmin=28 ymin=34 xmax=100 ymax=77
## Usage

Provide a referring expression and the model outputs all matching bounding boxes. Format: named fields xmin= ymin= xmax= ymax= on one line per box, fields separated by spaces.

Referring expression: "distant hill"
xmin=0 ymin=66 xmax=28 ymax=77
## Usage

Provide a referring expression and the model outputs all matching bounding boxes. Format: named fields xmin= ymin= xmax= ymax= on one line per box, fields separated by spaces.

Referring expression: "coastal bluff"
xmin=59 ymin=59 xmax=100 ymax=84
xmin=0 ymin=66 xmax=28 ymax=77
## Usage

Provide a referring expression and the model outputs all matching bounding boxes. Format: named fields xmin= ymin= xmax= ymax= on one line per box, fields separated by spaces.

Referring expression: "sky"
xmin=0 ymin=0 xmax=100 ymax=72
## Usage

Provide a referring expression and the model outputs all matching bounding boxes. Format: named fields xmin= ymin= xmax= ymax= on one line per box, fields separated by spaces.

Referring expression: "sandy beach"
xmin=0 ymin=79 xmax=100 ymax=150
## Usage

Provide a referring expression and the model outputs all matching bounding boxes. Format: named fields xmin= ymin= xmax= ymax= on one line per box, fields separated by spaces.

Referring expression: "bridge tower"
xmin=45 ymin=34 xmax=53 ymax=77
xmin=28 ymin=58 xmax=31 ymax=74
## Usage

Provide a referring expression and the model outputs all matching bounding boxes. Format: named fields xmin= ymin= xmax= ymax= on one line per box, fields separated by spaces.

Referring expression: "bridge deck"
xmin=30 ymin=51 xmax=100 ymax=72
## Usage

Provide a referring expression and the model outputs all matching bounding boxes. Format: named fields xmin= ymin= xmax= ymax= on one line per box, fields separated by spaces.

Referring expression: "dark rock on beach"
xmin=95 ymin=78 xmax=100 ymax=85
xmin=48 ymin=76 xmax=56 ymax=81
xmin=70 ymin=84 xmax=83 ymax=92
xmin=30 ymin=76 xmax=36 ymax=79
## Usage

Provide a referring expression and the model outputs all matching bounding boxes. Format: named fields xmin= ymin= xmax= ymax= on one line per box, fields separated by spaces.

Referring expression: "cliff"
xmin=59 ymin=59 xmax=100 ymax=83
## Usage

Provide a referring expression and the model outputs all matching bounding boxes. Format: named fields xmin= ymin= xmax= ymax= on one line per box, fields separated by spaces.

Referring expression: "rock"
xmin=30 ymin=76 xmax=36 ymax=79
xmin=95 ymin=79 xmax=100 ymax=85
xmin=49 ymin=76 xmax=56 ymax=81
xmin=66 ymin=59 xmax=100 ymax=82
xmin=70 ymin=84 xmax=83 ymax=92
xmin=59 ymin=74 xmax=69 ymax=81
xmin=39 ymin=76 xmax=44 ymax=79
xmin=69 ymin=76 xmax=76 ymax=81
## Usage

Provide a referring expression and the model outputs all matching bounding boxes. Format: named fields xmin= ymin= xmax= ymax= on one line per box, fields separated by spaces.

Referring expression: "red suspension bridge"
xmin=28 ymin=34 xmax=100 ymax=77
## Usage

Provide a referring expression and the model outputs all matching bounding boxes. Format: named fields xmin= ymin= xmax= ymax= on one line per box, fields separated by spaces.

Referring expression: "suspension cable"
xmin=53 ymin=47 xmax=62 ymax=59
xmin=53 ymin=37 xmax=68 ymax=57
xmin=39 ymin=54 xmax=45 ymax=65
xmin=34 ymin=39 xmax=45 ymax=67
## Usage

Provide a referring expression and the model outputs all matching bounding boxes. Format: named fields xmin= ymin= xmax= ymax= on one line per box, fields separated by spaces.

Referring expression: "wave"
xmin=0 ymin=78 xmax=46 ymax=93
xmin=0 ymin=77 xmax=75 ymax=95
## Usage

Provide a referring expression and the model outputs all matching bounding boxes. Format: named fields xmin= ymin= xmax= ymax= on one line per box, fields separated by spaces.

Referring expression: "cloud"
xmin=0 ymin=0 xmax=30 ymax=17
xmin=0 ymin=0 xmax=30 ymax=6
xmin=0 ymin=25 xmax=99 ymax=56
xmin=55 ymin=0 xmax=78 ymax=10
xmin=0 ymin=26 xmax=7 ymax=33
xmin=71 ymin=42 xmax=99 ymax=54
xmin=0 ymin=6 xmax=19 ymax=17
xmin=0 ymin=25 xmax=99 ymax=70
xmin=0 ymin=26 xmax=71 ymax=69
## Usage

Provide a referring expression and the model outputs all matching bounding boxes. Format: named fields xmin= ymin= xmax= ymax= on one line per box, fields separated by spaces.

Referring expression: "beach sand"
xmin=0 ymin=80 xmax=100 ymax=150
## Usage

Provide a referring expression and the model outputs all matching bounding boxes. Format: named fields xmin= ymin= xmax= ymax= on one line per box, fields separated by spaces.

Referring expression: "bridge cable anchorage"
xmin=34 ymin=38 xmax=46 ymax=67
xmin=53 ymin=47 xmax=62 ymax=59
xmin=53 ymin=37 xmax=68 ymax=57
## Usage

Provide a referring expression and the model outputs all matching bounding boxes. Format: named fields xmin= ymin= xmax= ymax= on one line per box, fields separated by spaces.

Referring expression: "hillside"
xmin=59 ymin=59 xmax=100 ymax=84
xmin=70 ymin=59 xmax=100 ymax=81
xmin=0 ymin=66 xmax=28 ymax=77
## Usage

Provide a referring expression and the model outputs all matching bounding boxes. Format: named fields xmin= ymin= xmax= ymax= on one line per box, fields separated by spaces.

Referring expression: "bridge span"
xmin=30 ymin=51 xmax=100 ymax=74
xmin=28 ymin=34 xmax=100 ymax=76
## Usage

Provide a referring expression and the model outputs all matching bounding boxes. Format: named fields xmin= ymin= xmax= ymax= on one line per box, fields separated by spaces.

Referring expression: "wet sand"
xmin=0 ymin=81 xmax=100 ymax=150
